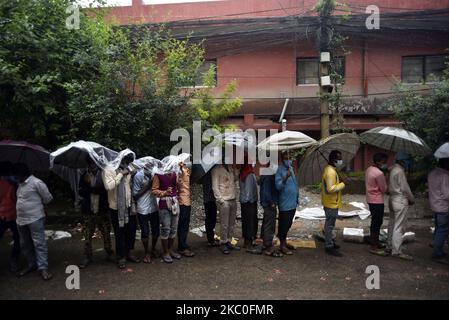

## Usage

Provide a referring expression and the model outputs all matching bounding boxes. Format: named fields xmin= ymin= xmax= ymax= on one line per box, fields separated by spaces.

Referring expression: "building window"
xmin=195 ymin=59 xmax=217 ymax=87
xmin=296 ymin=57 xmax=345 ymax=85
xmin=402 ymin=55 xmax=447 ymax=83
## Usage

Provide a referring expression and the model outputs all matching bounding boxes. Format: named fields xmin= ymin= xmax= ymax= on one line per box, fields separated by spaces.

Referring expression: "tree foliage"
xmin=388 ymin=64 xmax=449 ymax=151
xmin=192 ymin=66 xmax=242 ymax=132
xmin=0 ymin=0 xmax=241 ymax=158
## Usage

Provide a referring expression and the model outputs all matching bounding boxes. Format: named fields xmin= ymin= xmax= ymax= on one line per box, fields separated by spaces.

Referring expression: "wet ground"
xmin=1 ymin=213 xmax=448 ymax=300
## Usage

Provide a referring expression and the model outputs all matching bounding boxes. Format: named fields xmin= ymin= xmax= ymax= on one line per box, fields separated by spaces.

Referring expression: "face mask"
xmin=184 ymin=162 xmax=192 ymax=169
xmin=335 ymin=160 xmax=343 ymax=167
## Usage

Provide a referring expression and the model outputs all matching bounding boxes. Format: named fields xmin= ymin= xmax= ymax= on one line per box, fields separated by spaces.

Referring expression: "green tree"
xmin=66 ymin=25 xmax=205 ymax=158
xmin=192 ymin=65 xmax=242 ymax=132
xmin=388 ymin=64 xmax=449 ymax=151
xmin=0 ymin=0 xmax=105 ymax=147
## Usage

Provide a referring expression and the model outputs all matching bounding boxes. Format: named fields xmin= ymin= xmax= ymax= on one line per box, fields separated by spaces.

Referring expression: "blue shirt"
xmin=239 ymin=173 xmax=258 ymax=203
xmin=132 ymin=169 xmax=158 ymax=215
xmin=260 ymin=174 xmax=279 ymax=208
xmin=275 ymin=162 xmax=299 ymax=211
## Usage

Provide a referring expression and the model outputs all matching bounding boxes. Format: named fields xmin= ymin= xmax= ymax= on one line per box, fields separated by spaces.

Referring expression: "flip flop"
xmin=170 ymin=252 xmax=182 ymax=260
xmin=369 ymin=249 xmax=389 ymax=257
xmin=142 ymin=256 xmax=151 ymax=264
xmin=118 ymin=259 xmax=126 ymax=269
xmin=126 ymin=255 xmax=141 ymax=263
xmin=179 ymin=250 xmax=195 ymax=257
xmin=264 ymin=250 xmax=283 ymax=258
xmin=246 ymin=247 xmax=263 ymax=255
xmin=162 ymin=255 xmax=173 ymax=264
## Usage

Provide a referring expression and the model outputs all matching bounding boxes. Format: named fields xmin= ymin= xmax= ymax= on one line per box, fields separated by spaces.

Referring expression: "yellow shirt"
xmin=321 ymin=165 xmax=345 ymax=209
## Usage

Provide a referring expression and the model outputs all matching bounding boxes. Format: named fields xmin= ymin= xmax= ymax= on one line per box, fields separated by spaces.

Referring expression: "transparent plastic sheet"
xmin=50 ymin=140 xmax=119 ymax=170
xmin=153 ymin=153 xmax=191 ymax=175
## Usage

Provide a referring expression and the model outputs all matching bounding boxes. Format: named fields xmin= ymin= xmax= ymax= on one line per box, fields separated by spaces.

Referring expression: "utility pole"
xmin=317 ymin=0 xmax=334 ymax=139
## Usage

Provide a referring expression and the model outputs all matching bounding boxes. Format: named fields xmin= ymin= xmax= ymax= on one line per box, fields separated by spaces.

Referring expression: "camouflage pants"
xmin=83 ymin=214 xmax=113 ymax=259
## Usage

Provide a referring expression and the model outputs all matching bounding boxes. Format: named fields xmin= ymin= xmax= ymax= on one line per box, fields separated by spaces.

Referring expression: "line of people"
xmin=1 ymin=149 xmax=448 ymax=281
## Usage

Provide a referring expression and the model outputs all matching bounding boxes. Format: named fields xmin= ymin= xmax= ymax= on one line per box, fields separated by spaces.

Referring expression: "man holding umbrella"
xmin=428 ymin=151 xmax=449 ymax=265
xmin=321 ymin=150 xmax=347 ymax=257
xmin=385 ymin=155 xmax=415 ymax=261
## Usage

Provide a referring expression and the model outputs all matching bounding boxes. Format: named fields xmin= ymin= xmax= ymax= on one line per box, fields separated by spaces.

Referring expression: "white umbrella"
xmin=299 ymin=133 xmax=360 ymax=186
xmin=360 ymin=127 xmax=431 ymax=156
xmin=221 ymin=131 xmax=256 ymax=150
xmin=434 ymin=142 xmax=449 ymax=159
xmin=257 ymin=130 xmax=317 ymax=151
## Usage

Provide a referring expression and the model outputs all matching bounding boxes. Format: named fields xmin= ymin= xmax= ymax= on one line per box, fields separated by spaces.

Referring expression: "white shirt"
xmin=16 ymin=175 xmax=53 ymax=226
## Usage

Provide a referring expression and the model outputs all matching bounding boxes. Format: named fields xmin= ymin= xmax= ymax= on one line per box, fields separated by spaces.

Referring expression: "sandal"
xmin=179 ymin=250 xmax=195 ymax=257
xmin=118 ymin=259 xmax=126 ymax=269
xmin=170 ymin=252 xmax=182 ymax=260
xmin=162 ymin=255 xmax=173 ymax=264
xmin=208 ymin=241 xmax=220 ymax=247
xmin=369 ymin=249 xmax=389 ymax=257
xmin=280 ymin=247 xmax=293 ymax=255
xmin=142 ymin=255 xmax=151 ymax=264
xmin=246 ymin=246 xmax=263 ymax=255
xmin=220 ymin=244 xmax=230 ymax=254
xmin=264 ymin=250 xmax=283 ymax=258
xmin=126 ymin=255 xmax=141 ymax=263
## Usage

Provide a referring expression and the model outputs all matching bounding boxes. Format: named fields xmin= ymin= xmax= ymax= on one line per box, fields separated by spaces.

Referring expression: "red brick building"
xmin=104 ymin=0 xmax=449 ymax=170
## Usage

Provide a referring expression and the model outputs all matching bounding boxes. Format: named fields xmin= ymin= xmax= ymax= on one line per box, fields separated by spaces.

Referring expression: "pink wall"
xmin=213 ymin=36 xmax=449 ymax=99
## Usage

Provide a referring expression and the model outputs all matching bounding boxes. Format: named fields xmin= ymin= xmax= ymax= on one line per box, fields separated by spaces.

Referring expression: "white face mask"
xmin=335 ymin=160 xmax=343 ymax=167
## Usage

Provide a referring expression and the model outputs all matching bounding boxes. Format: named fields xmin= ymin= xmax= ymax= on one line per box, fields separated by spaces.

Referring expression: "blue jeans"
xmin=324 ymin=207 xmax=339 ymax=249
xmin=17 ymin=218 xmax=48 ymax=270
xmin=433 ymin=212 xmax=449 ymax=258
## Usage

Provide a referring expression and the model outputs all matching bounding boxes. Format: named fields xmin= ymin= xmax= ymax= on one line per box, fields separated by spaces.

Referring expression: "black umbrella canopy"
xmin=299 ymin=133 xmax=360 ymax=186
xmin=0 ymin=140 xmax=50 ymax=172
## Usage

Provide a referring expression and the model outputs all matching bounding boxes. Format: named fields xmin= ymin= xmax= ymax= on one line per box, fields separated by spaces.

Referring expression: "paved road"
xmin=1 ymin=224 xmax=448 ymax=300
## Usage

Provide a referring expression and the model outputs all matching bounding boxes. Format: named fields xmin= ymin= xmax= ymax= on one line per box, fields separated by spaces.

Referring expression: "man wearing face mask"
xmin=275 ymin=151 xmax=299 ymax=256
xmin=321 ymin=150 xmax=348 ymax=257
xmin=385 ymin=155 xmax=415 ymax=261
xmin=365 ymin=153 xmax=389 ymax=256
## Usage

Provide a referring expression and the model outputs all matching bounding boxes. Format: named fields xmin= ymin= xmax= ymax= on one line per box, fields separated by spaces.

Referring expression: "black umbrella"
xmin=0 ymin=140 xmax=50 ymax=172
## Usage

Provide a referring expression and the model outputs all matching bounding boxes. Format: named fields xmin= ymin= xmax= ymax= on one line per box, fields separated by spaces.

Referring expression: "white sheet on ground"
xmin=295 ymin=202 xmax=371 ymax=220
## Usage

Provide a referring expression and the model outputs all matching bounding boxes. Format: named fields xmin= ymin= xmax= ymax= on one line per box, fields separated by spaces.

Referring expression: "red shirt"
xmin=0 ymin=179 xmax=17 ymax=221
